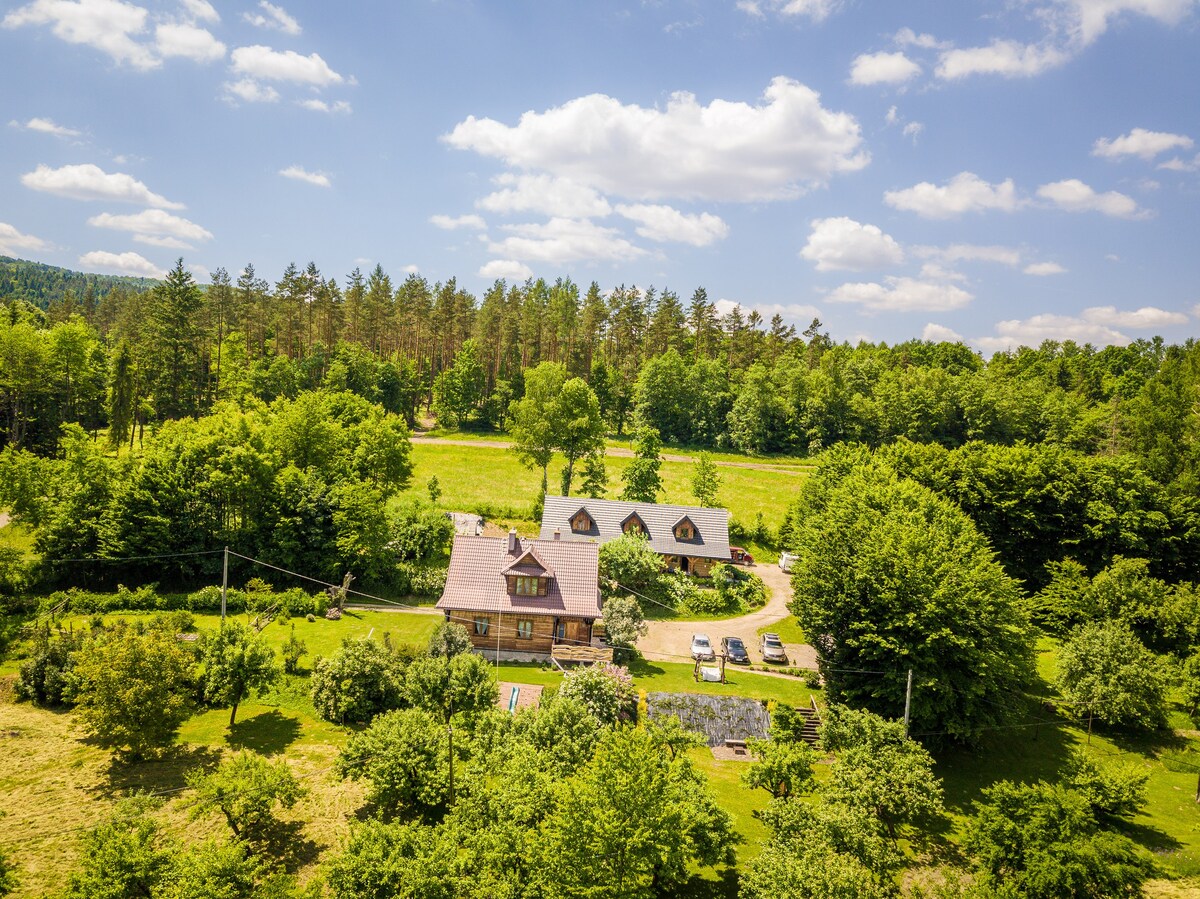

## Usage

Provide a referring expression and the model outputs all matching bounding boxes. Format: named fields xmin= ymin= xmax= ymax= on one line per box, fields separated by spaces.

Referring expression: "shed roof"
xmin=437 ymin=535 xmax=601 ymax=619
xmin=540 ymin=496 xmax=732 ymax=561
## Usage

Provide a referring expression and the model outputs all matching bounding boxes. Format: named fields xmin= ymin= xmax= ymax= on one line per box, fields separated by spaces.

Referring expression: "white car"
xmin=778 ymin=552 xmax=797 ymax=573
xmin=691 ymin=633 xmax=716 ymax=662
xmin=760 ymin=632 xmax=788 ymax=664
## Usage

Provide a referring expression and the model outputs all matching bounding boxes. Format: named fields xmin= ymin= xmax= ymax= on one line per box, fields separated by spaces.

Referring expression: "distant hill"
xmin=0 ymin=256 xmax=159 ymax=310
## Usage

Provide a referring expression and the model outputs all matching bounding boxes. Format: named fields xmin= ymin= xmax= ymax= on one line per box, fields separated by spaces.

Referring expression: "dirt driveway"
xmin=638 ymin=562 xmax=817 ymax=670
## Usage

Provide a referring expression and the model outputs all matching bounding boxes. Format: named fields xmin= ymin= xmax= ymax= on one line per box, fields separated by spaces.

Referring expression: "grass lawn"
xmin=756 ymin=616 xmax=806 ymax=645
xmin=0 ymin=519 xmax=36 ymax=553
xmin=399 ymin=441 xmax=806 ymax=529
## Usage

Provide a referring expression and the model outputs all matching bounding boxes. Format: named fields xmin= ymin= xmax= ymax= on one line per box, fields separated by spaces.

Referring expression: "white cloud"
xmin=154 ymin=22 xmax=224 ymax=61
xmin=1158 ymin=153 xmax=1200 ymax=172
xmin=444 ymin=76 xmax=868 ymax=203
xmin=0 ymin=222 xmax=51 ymax=256
xmin=936 ymin=40 xmax=1070 ymax=79
xmin=914 ymin=244 xmax=1022 ymax=266
xmin=800 ymin=217 xmax=904 ymax=271
xmin=828 ymin=275 xmax=973 ymax=312
xmin=922 ymin=323 xmax=964 ymax=342
xmin=1036 ymin=179 xmax=1145 ymax=218
xmin=1083 ymin=305 xmax=1188 ymax=328
xmin=614 ymin=204 xmax=729 ymax=246
xmin=78 ymin=249 xmax=166 ymax=278
xmin=478 ymin=173 xmax=613 ymax=219
xmin=714 ymin=298 xmax=823 ymax=324
xmin=903 ymin=122 xmax=924 ymax=142
xmin=1061 ymin=0 xmax=1196 ymax=46
xmin=186 ymin=262 xmax=210 ymax=282
xmin=279 ymin=165 xmax=330 ymax=187
xmin=230 ymin=45 xmax=344 ymax=86
xmin=430 ymin=214 xmax=487 ymax=230
xmin=1024 ymin=261 xmax=1068 ymax=275
xmin=87 ymin=209 xmax=212 ymax=244
xmin=134 ymin=235 xmax=191 ymax=249
xmin=297 ymin=98 xmax=351 ymax=114
xmin=179 ymin=0 xmax=217 ymax=23
xmin=1093 ymin=127 xmax=1193 ymax=160
xmin=975 ymin=314 xmax=1130 ymax=351
xmin=3 ymin=0 xmax=158 ymax=70
xmin=884 ymin=172 xmax=1022 ymax=218
xmin=849 ymin=51 xmax=921 ymax=85
xmin=894 ymin=27 xmax=949 ymax=49
xmin=223 ymin=78 xmax=279 ymax=103
xmin=402 ymin=264 xmax=419 ymax=275
xmin=487 ymin=218 xmax=646 ymax=265
xmin=21 ymin=163 xmax=183 ymax=208
xmin=243 ymin=1 xmax=300 ymax=35
xmin=479 ymin=259 xmax=534 ymax=281
xmin=738 ymin=0 xmax=842 ymax=20
xmin=885 ymin=106 xmax=899 ymax=125
xmin=10 ymin=116 xmax=81 ymax=137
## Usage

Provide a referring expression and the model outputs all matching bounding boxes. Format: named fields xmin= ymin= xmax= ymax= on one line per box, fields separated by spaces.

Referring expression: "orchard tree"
xmin=598 ymin=533 xmax=666 ymax=600
xmin=427 ymin=620 xmax=472 ymax=658
xmin=788 ymin=458 xmax=1034 ymax=743
xmin=403 ymin=653 xmax=499 ymax=725
xmin=69 ymin=627 xmax=197 ymax=758
xmin=1056 ymin=620 xmax=1167 ymax=731
xmin=310 ymin=637 xmax=407 ymax=724
xmin=743 ymin=738 xmax=817 ymax=799
xmin=326 ymin=820 xmax=459 ymax=899
xmin=509 ymin=361 xmax=567 ymax=495
xmin=203 ymin=622 xmax=280 ymax=727
xmin=336 ymin=709 xmax=449 ymax=821
xmin=188 ymin=753 xmax=305 ymax=840
xmin=61 ymin=799 xmax=172 ymax=899
xmin=558 ymin=663 xmax=636 ymax=727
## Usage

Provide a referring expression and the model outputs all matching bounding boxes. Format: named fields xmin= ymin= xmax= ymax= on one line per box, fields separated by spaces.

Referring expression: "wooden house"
xmin=436 ymin=529 xmax=607 ymax=661
xmin=539 ymin=496 xmax=732 ymax=577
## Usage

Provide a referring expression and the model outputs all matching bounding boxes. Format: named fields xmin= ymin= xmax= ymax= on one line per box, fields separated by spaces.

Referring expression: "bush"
xmin=391 ymin=499 xmax=454 ymax=563
xmin=335 ymin=708 xmax=448 ymax=820
xmin=395 ymin=563 xmax=448 ymax=598
xmin=713 ymin=563 xmax=767 ymax=610
xmin=680 ymin=583 xmax=738 ymax=616
xmin=427 ymin=621 xmax=472 ymax=658
xmin=310 ymin=637 xmax=407 ymax=724
xmin=16 ymin=624 xmax=85 ymax=706
xmin=559 ymin=663 xmax=636 ymax=726
xmin=661 ymin=574 xmax=705 ymax=611
xmin=1065 ymin=748 xmax=1149 ymax=819
xmin=1056 ymin=620 xmax=1168 ymax=731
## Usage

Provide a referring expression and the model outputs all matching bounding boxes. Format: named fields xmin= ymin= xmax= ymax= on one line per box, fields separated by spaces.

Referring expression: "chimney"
xmin=508 ymin=528 xmax=518 ymax=553
xmin=553 ymin=528 xmax=561 ymax=541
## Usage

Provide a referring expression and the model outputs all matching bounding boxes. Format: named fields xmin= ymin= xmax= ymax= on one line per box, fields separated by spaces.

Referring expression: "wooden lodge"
xmin=539 ymin=496 xmax=732 ymax=577
xmin=436 ymin=529 xmax=605 ymax=661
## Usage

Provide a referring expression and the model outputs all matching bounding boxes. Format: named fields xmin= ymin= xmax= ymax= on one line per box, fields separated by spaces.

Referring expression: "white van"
xmin=778 ymin=552 xmax=797 ymax=573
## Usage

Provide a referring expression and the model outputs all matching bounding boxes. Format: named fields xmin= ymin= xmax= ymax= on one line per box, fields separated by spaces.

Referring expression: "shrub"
xmin=1064 ymin=748 xmax=1149 ymax=819
xmin=16 ymin=624 xmax=85 ymax=706
xmin=391 ymin=499 xmax=454 ymax=563
xmin=395 ymin=563 xmax=449 ymax=598
xmin=427 ymin=621 xmax=472 ymax=658
xmin=680 ymin=584 xmax=738 ymax=616
xmin=310 ymin=637 xmax=407 ymax=724
xmin=282 ymin=625 xmax=307 ymax=674
xmin=187 ymin=753 xmax=305 ymax=839
xmin=335 ymin=708 xmax=448 ymax=820
xmin=712 ymin=563 xmax=767 ymax=610
xmin=661 ymin=574 xmax=705 ymax=611
xmin=559 ymin=663 xmax=636 ymax=726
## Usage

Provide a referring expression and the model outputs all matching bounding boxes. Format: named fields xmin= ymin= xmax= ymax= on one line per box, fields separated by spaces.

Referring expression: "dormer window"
xmin=570 ymin=508 xmax=594 ymax=533
xmin=513 ymin=576 xmax=544 ymax=596
xmin=621 ymin=512 xmax=648 ymax=536
xmin=673 ymin=515 xmax=699 ymax=541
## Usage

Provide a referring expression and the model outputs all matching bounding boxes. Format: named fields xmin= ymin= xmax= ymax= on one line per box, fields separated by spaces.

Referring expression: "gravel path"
xmin=0 ymin=512 xmax=9 ymax=529
xmin=638 ymin=562 xmax=817 ymax=670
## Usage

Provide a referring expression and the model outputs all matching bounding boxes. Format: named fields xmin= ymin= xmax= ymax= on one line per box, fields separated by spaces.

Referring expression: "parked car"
xmin=760 ymin=632 xmax=788 ymax=664
xmin=730 ymin=546 xmax=755 ymax=565
xmin=691 ymin=633 xmax=716 ymax=662
xmin=721 ymin=636 xmax=750 ymax=664
xmin=778 ymin=551 xmax=796 ymax=573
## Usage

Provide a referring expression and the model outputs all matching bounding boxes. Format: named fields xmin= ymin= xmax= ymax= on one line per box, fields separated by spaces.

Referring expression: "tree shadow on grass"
xmin=1110 ymin=817 xmax=1183 ymax=855
xmin=628 ymin=657 xmax=667 ymax=679
xmin=248 ymin=819 xmax=322 ymax=874
xmin=662 ymin=865 xmax=739 ymax=899
xmin=93 ymin=743 xmax=222 ymax=799
xmin=227 ymin=710 xmax=302 ymax=755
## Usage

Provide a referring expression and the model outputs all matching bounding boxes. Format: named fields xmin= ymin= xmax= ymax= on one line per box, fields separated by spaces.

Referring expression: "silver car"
xmin=760 ymin=632 xmax=788 ymax=664
xmin=691 ymin=633 xmax=716 ymax=662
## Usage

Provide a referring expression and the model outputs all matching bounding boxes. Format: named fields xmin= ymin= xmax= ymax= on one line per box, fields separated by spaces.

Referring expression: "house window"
xmin=623 ymin=517 xmax=646 ymax=536
xmin=555 ymin=619 xmax=566 ymax=641
xmin=517 ymin=619 xmax=533 ymax=640
xmin=473 ymin=616 xmax=489 ymax=636
xmin=676 ymin=524 xmax=693 ymax=539
xmin=515 ymin=576 xmax=540 ymax=596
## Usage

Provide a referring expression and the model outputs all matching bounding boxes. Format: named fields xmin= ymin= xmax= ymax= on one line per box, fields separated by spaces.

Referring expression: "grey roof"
xmin=437 ymin=535 xmax=601 ymax=619
xmin=540 ymin=496 xmax=732 ymax=561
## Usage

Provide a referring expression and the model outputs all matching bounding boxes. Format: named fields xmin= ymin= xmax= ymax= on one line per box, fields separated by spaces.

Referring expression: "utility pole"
xmin=220 ymin=546 xmax=229 ymax=623
xmin=903 ymin=669 xmax=914 ymax=738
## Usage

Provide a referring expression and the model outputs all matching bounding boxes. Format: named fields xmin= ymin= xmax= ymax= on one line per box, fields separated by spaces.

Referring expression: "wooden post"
xmin=220 ymin=546 xmax=228 ymax=623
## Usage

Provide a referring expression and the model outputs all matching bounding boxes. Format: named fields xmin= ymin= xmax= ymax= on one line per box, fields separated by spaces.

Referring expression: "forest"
xmin=3 ymin=255 xmax=1200 ymax=898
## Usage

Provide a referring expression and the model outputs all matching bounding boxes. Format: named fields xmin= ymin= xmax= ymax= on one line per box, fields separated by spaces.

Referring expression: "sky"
xmin=2 ymin=0 xmax=1199 ymax=352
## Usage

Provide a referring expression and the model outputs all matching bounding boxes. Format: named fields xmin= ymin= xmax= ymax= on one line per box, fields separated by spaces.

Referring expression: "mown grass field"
xmin=397 ymin=440 xmax=807 ymax=531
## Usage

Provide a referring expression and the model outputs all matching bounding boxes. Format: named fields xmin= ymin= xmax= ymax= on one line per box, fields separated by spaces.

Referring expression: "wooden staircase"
xmin=795 ymin=696 xmax=822 ymax=745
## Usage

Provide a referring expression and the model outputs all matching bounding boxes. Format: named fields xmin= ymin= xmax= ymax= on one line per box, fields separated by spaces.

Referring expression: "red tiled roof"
xmin=437 ymin=535 xmax=601 ymax=618
xmin=500 ymin=546 xmax=555 ymax=578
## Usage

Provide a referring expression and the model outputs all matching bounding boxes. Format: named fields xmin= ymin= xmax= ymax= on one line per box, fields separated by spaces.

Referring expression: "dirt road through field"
xmin=638 ymin=562 xmax=817 ymax=670
xmin=410 ymin=434 xmax=806 ymax=475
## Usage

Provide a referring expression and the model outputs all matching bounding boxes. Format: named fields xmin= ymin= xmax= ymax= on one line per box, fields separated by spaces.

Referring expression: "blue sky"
xmin=2 ymin=0 xmax=1198 ymax=351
